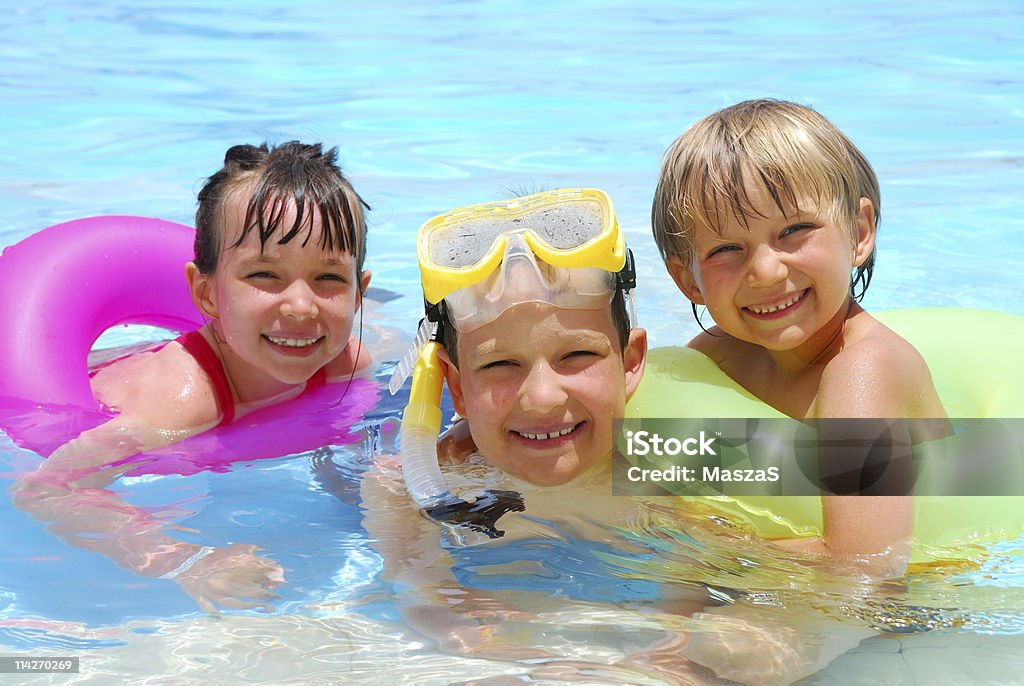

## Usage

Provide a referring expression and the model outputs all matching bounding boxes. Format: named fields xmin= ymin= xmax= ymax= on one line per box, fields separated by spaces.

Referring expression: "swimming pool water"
xmin=1 ymin=1 xmax=1022 ymax=683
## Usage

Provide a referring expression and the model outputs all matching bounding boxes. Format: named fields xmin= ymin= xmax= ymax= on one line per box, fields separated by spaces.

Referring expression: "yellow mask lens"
xmin=418 ymin=188 xmax=624 ymax=304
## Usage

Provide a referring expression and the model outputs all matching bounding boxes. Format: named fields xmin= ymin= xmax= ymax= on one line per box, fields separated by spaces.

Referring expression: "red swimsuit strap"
xmin=305 ymin=365 xmax=328 ymax=391
xmin=175 ymin=331 xmax=235 ymax=426
xmin=175 ymin=331 xmax=330 ymax=424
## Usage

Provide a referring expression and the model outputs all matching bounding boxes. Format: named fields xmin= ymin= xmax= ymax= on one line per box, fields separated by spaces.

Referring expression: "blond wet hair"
xmin=652 ymin=99 xmax=879 ymax=298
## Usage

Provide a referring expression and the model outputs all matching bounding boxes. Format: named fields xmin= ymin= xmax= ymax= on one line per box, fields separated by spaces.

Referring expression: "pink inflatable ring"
xmin=0 ymin=216 xmax=378 ymax=476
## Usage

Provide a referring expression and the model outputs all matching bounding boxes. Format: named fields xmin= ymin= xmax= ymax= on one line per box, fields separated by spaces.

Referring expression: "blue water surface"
xmin=2 ymin=0 xmax=1021 ymax=341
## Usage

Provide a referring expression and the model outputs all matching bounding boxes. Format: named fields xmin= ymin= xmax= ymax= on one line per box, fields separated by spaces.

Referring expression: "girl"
xmin=14 ymin=141 xmax=372 ymax=612
xmin=88 ymin=140 xmax=372 ymax=456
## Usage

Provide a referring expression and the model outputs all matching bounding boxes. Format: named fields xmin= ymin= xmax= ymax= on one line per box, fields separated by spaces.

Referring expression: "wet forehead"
xmin=704 ymin=176 xmax=823 ymax=236
xmin=221 ymin=239 xmax=354 ymax=276
xmin=461 ymin=303 xmax=617 ymax=358
xmin=220 ymin=184 xmax=349 ymax=264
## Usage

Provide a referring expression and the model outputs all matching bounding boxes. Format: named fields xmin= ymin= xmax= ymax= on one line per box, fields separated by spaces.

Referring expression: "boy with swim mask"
xmin=367 ymin=189 xmax=686 ymax=675
xmin=433 ymin=194 xmax=646 ymax=488
xmin=388 ymin=188 xmax=646 ymax=527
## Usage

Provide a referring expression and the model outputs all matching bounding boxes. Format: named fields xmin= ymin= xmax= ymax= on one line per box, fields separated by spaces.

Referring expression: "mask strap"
xmin=617 ymin=249 xmax=638 ymax=327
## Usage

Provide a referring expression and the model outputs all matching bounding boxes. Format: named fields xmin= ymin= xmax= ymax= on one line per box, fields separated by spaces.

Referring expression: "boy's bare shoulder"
xmin=687 ymin=326 xmax=745 ymax=361
xmin=687 ymin=329 xmax=718 ymax=357
xmin=687 ymin=327 xmax=768 ymax=381
xmin=816 ymin=319 xmax=943 ymax=418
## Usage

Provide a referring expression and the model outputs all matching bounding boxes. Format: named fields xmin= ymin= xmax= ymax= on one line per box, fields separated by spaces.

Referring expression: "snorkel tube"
xmin=397 ymin=327 xmax=525 ymax=541
xmin=397 ymin=340 xmax=448 ymax=507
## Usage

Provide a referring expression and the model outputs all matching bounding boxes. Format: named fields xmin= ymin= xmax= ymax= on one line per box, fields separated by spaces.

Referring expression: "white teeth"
xmin=750 ymin=292 xmax=802 ymax=314
xmin=518 ymin=425 xmax=577 ymax=441
xmin=267 ymin=336 xmax=320 ymax=348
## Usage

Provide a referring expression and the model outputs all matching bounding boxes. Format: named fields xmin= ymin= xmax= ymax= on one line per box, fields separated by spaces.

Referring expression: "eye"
xmin=706 ymin=244 xmax=740 ymax=258
xmin=564 ymin=350 xmax=599 ymax=360
xmin=479 ymin=359 xmax=515 ymax=371
xmin=246 ymin=271 xmax=276 ymax=279
xmin=780 ymin=223 xmax=814 ymax=238
xmin=317 ymin=273 xmax=349 ymax=283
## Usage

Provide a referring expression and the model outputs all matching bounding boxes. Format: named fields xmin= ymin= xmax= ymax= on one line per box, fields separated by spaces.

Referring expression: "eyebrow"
xmin=469 ymin=339 xmax=501 ymax=357
xmin=712 ymin=206 xmax=820 ymax=235
xmin=470 ymin=330 xmax=609 ymax=357
xmin=577 ymin=330 xmax=608 ymax=341
xmin=563 ymin=330 xmax=613 ymax=349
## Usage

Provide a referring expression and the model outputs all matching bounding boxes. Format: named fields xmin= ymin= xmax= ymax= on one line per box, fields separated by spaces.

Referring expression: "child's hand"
xmin=681 ymin=610 xmax=804 ymax=685
xmin=403 ymin=603 xmax=550 ymax=660
xmin=533 ymin=654 xmax=716 ymax=685
xmin=679 ymin=605 xmax=874 ymax=686
xmin=173 ymin=544 xmax=285 ymax=614
xmin=437 ymin=418 xmax=476 ymax=466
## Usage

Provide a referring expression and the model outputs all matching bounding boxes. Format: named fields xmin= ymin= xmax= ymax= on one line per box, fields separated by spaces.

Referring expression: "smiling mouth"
xmin=745 ymin=289 xmax=808 ymax=316
xmin=513 ymin=423 xmax=583 ymax=441
xmin=263 ymin=334 xmax=324 ymax=348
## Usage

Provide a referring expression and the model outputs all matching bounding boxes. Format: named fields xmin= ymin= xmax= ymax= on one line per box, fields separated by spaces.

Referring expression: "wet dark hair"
xmin=194 ymin=141 xmax=369 ymax=276
xmin=441 ymin=287 xmax=632 ymax=369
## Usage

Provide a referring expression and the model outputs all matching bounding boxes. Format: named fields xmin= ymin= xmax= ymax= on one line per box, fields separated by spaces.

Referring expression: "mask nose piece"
xmin=490 ymin=233 xmax=547 ymax=305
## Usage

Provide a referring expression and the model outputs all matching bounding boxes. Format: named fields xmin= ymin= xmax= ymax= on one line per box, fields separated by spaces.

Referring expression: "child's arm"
xmin=11 ymin=347 xmax=284 ymax=612
xmin=64 ymin=341 xmax=225 ymax=468
xmin=677 ymin=602 xmax=876 ymax=686
xmin=788 ymin=333 xmax=946 ymax=576
xmin=12 ymin=448 xmax=285 ymax=613
xmin=770 ymin=496 xmax=913 ymax=578
xmin=359 ymin=458 xmax=549 ymax=659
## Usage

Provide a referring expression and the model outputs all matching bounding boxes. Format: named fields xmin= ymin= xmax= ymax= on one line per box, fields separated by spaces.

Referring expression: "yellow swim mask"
xmin=418 ymin=188 xmax=626 ymax=305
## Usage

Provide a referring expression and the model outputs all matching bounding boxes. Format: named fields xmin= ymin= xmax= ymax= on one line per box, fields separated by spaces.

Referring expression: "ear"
xmin=355 ymin=269 xmax=372 ymax=309
xmin=437 ymin=346 xmax=467 ymax=417
xmin=852 ymin=198 xmax=877 ymax=267
xmin=623 ymin=327 xmax=648 ymax=401
xmin=666 ymin=256 xmax=705 ymax=305
xmin=185 ymin=262 xmax=218 ymax=319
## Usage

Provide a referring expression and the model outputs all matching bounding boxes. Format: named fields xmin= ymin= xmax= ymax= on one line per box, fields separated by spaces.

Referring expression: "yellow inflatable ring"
xmin=626 ymin=308 xmax=1024 ymax=563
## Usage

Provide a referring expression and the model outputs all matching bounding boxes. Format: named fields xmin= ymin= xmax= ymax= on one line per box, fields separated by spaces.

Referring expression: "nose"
xmin=279 ymin=280 xmax=319 ymax=321
xmin=746 ymin=244 xmax=788 ymax=287
xmin=518 ymin=361 xmax=569 ymax=415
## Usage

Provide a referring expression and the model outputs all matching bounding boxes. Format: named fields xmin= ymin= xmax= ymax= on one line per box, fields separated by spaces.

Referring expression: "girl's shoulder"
xmin=324 ymin=335 xmax=373 ymax=381
xmin=90 ymin=339 xmax=222 ymax=431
